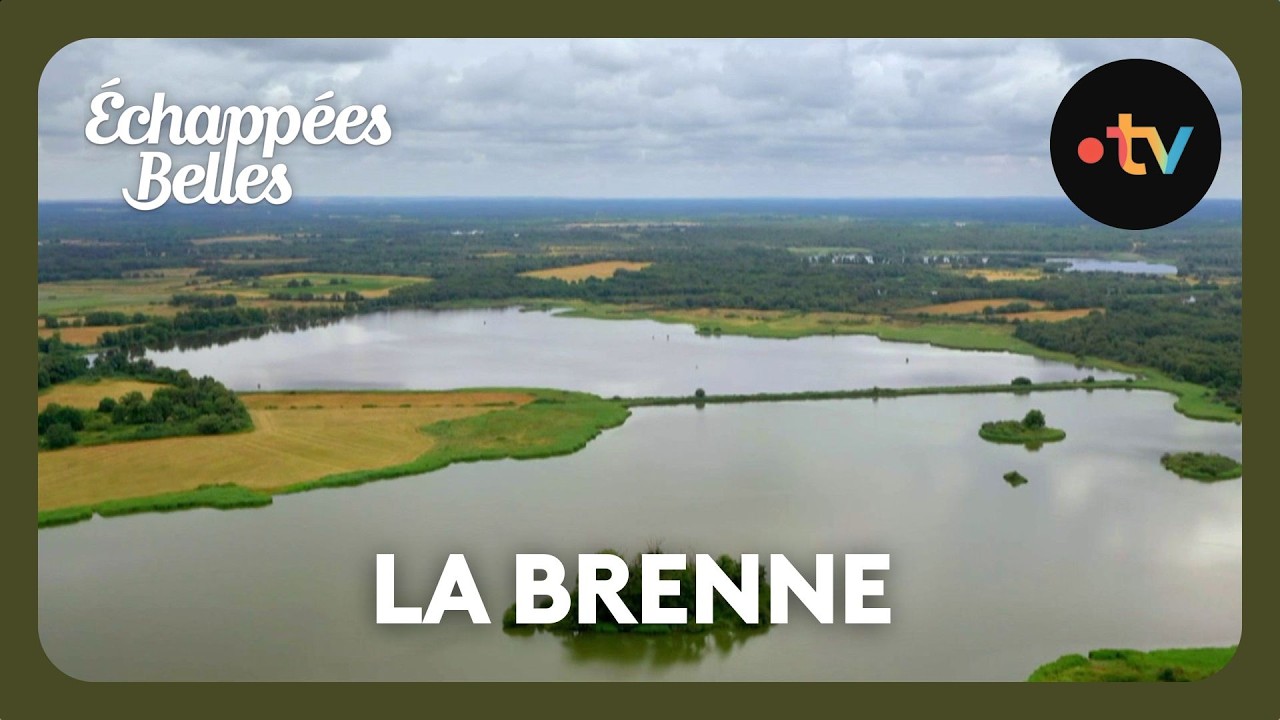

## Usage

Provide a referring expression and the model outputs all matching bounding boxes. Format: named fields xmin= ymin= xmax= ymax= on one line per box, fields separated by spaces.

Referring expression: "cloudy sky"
xmin=38 ymin=38 xmax=1242 ymax=200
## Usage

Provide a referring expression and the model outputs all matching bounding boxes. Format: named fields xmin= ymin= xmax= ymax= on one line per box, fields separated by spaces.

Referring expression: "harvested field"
xmin=521 ymin=261 xmax=652 ymax=282
xmin=37 ymin=390 xmax=535 ymax=510
xmin=1005 ymin=308 xmax=1101 ymax=322
xmin=905 ymin=299 xmax=1047 ymax=315
xmin=38 ymin=379 xmax=166 ymax=411
xmin=957 ymin=268 xmax=1044 ymax=282
xmin=37 ymin=324 xmax=132 ymax=345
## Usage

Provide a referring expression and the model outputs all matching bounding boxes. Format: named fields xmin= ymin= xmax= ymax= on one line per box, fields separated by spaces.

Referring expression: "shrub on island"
xmin=979 ymin=409 xmax=1066 ymax=446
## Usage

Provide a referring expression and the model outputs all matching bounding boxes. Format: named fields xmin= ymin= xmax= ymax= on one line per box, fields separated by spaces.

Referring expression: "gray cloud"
xmin=38 ymin=38 xmax=1242 ymax=200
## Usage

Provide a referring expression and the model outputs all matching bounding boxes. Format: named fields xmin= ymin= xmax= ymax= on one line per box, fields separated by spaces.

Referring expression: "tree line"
xmin=37 ymin=342 xmax=252 ymax=449
xmin=1014 ymin=293 xmax=1242 ymax=409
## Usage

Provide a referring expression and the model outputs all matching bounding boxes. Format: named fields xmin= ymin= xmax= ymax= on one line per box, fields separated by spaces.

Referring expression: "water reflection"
xmin=38 ymin=391 xmax=1240 ymax=681
xmin=146 ymin=307 xmax=1130 ymax=395
xmin=503 ymin=626 xmax=767 ymax=668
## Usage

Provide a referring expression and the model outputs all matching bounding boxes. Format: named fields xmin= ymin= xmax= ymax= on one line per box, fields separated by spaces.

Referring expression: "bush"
xmin=44 ymin=423 xmax=78 ymax=449
xmin=1011 ymin=376 xmax=1032 ymax=386
xmin=694 ymin=388 xmax=707 ymax=399
xmin=194 ymin=414 xmax=226 ymax=435
xmin=38 ymin=404 xmax=86 ymax=434
xmin=98 ymin=396 xmax=117 ymax=413
xmin=1022 ymin=409 xmax=1046 ymax=429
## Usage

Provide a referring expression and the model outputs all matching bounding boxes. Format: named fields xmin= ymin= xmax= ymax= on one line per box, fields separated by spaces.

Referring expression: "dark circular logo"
xmin=1050 ymin=59 xmax=1221 ymax=230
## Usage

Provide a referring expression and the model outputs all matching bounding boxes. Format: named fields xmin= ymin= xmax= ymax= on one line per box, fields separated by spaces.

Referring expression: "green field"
xmin=37 ymin=269 xmax=199 ymax=316
xmin=559 ymin=301 xmax=1079 ymax=351
xmin=1028 ymin=646 xmax=1236 ymax=682
xmin=36 ymin=271 xmax=430 ymax=318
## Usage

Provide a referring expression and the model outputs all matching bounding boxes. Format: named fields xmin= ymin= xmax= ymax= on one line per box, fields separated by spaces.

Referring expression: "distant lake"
xmin=145 ymin=307 xmax=1126 ymax=396
xmin=1049 ymin=258 xmax=1178 ymax=275
xmin=38 ymin=390 xmax=1241 ymax=680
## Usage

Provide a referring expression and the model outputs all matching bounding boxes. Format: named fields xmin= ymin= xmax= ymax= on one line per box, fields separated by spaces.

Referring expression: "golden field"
xmin=205 ymin=272 xmax=428 ymax=300
xmin=1004 ymin=308 xmax=1101 ymax=322
xmin=956 ymin=268 xmax=1045 ymax=282
xmin=905 ymin=298 xmax=1047 ymax=315
xmin=37 ymin=324 xmax=133 ymax=345
xmin=37 ymin=390 xmax=533 ymax=510
xmin=38 ymin=378 xmax=166 ymax=412
xmin=521 ymin=261 xmax=652 ymax=282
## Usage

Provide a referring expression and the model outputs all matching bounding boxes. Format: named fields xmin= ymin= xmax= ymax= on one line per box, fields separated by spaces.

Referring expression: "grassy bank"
xmin=38 ymin=484 xmax=273 ymax=528
xmin=1028 ymin=646 xmax=1236 ymax=682
xmin=553 ymin=301 xmax=1240 ymax=423
xmin=1138 ymin=373 xmax=1241 ymax=423
xmin=275 ymin=389 xmax=629 ymax=495
xmin=38 ymin=389 xmax=628 ymax=528
xmin=623 ymin=380 xmax=1237 ymax=434
xmin=39 ymin=377 xmax=1239 ymax=530
xmin=626 ymin=379 xmax=1134 ymax=407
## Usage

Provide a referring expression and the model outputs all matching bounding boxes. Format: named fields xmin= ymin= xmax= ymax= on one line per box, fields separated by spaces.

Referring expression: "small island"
xmin=979 ymin=409 xmax=1066 ymax=446
xmin=1160 ymin=452 xmax=1243 ymax=482
xmin=503 ymin=551 xmax=770 ymax=636
xmin=1003 ymin=471 xmax=1028 ymax=488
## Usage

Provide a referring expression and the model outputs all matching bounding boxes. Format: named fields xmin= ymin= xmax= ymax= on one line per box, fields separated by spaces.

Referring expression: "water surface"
xmin=38 ymin=390 xmax=1241 ymax=681
xmin=1049 ymin=258 xmax=1178 ymax=275
xmin=146 ymin=308 xmax=1126 ymax=396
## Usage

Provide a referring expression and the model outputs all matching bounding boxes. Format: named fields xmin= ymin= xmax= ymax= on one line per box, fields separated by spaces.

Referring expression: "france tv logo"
xmin=1077 ymin=114 xmax=1193 ymax=176
xmin=1051 ymin=59 xmax=1221 ymax=230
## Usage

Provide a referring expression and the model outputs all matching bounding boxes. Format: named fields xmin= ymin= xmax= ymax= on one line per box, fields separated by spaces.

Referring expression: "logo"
xmin=1051 ymin=59 xmax=1221 ymax=230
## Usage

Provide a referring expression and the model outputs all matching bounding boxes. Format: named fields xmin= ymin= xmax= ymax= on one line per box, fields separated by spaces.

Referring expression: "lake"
xmin=1049 ymin=258 xmax=1179 ymax=275
xmin=145 ymin=307 xmax=1126 ymax=395
xmin=38 ymin=390 xmax=1241 ymax=681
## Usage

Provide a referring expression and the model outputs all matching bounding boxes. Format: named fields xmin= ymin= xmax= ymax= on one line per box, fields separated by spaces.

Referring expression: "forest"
xmin=1014 ymin=292 xmax=1242 ymax=409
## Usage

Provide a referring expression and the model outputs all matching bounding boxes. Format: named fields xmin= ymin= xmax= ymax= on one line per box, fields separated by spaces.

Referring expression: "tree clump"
xmin=979 ymin=409 xmax=1065 ymax=447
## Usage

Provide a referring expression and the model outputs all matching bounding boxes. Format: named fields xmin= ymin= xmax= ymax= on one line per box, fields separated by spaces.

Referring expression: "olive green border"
xmin=3 ymin=2 xmax=1268 ymax=716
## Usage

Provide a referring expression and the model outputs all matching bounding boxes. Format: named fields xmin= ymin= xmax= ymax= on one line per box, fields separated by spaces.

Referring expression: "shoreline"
xmin=47 ymin=299 xmax=1241 ymax=423
xmin=38 ymin=378 xmax=1236 ymax=529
